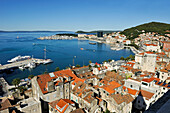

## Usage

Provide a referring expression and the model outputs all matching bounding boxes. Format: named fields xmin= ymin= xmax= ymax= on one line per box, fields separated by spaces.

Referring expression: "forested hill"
xmin=121 ymin=22 xmax=170 ymax=40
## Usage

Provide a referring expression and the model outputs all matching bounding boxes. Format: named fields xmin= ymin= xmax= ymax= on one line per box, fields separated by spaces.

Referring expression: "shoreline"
xmin=80 ymin=38 xmax=138 ymax=54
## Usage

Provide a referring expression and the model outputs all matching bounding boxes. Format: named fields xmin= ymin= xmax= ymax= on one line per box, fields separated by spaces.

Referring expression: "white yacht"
xmin=43 ymin=59 xmax=53 ymax=65
xmin=7 ymin=55 xmax=31 ymax=63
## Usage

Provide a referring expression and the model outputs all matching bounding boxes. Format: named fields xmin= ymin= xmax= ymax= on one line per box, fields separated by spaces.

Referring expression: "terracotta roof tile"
xmin=37 ymin=69 xmax=77 ymax=94
xmin=142 ymin=77 xmax=160 ymax=83
xmin=138 ymin=90 xmax=154 ymax=100
xmin=0 ymin=98 xmax=12 ymax=111
xmin=49 ymin=99 xmax=74 ymax=113
xmin=127 ymin=88 xmax=138 ymax=95
xmin=110 ymin=94 xmax=134 ymax=105
xmin=70 ymin=108 xmax=85 ymax=113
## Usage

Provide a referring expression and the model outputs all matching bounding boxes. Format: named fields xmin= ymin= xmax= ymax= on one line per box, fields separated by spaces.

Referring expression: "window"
xmin=103 ymin=91 xmax=105 ymax=93
xmin=130 ymin=85 xmax=133 ymax=88
xmin=163 ymin=87 xmax=165 ymax=90
xmin=138 ymin=100 xmax=140 ymax=103
xmin=142 ymin=82 xmax=148 ymax=86
xmin=51 ymin=108 xmax=53 ymax=111
xmin=158 ymin=92 xmax=160 ymax=95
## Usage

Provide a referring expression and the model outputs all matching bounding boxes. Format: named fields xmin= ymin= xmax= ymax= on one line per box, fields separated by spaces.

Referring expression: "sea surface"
xmin=0 ymin=31 xmax=134 ymax=84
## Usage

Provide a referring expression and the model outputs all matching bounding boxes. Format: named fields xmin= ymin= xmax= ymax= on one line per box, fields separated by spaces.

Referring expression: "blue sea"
xmin=0 ymin=31 xmax=134 ymax=84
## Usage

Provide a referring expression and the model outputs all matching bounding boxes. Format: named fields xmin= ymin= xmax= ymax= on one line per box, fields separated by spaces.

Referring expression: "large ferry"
xmin=7 ymin=55 xmax=31 ymax=63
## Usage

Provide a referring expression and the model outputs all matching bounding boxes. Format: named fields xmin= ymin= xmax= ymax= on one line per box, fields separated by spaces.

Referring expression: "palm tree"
xmin=12 ymin=78 xmax=20 ymax=88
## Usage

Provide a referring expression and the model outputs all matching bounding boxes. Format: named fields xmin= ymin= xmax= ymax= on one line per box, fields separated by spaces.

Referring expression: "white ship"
xmin=43 ymin=59 xmax=53 ymax=65
xmin=7 ymin=55 xmax=31 ymax=63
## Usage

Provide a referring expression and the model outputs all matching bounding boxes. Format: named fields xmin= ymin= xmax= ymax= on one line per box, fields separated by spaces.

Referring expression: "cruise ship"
xmin=7 ymin=55 xmax=31 ymax=63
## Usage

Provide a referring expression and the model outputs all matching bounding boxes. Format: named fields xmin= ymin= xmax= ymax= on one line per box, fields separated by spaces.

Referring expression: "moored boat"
xmin=89 ymin=42 xmax=96 ymax=45
xmin=7 ymin=55 xmax=31 ymax=63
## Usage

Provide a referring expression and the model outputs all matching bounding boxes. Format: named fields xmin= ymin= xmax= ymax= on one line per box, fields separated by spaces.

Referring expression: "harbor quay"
xmin=0 ymin=58 xmax=46 ymax=72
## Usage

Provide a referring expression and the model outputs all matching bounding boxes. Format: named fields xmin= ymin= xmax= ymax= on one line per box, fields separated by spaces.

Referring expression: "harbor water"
xmin=0 ymin=32 xmax=134 ymax=84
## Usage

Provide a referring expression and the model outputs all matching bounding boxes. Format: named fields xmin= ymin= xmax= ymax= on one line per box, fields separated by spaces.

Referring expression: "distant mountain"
xmin=121 ymin=22 xmax=170 ymax=40
xmin=76 ymin=30 xmax=121 ymax=34
xmin=0 ymin=30 xmax=72 ymax=33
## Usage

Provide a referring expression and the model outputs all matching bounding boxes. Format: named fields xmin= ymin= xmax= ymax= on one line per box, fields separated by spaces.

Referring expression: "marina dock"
xmin=0 ymin=58 xmax=44 ymax=71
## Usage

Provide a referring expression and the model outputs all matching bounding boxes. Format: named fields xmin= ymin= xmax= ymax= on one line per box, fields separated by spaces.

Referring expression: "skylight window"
xmin=49 ymin=72 xmax=55 ymax=77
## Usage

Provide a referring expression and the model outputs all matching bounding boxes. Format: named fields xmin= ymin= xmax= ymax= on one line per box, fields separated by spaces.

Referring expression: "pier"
xmin=0 ymin=58 xmax=44 ymax=71
xmin=124 ymin=46 xmax=141 ymax=54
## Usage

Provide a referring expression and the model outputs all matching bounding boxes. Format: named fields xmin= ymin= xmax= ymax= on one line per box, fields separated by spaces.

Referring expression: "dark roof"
xmin=70 ymin=108 xmax=85 ymax=113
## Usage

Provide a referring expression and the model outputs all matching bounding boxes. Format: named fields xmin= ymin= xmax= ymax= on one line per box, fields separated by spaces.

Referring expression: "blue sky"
xmin=0 ymin=0 xmax=170 ymax=31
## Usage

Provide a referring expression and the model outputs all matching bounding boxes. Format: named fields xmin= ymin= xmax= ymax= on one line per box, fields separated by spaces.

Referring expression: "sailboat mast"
xmin=44 ymin=46 xmax=46 ymax=60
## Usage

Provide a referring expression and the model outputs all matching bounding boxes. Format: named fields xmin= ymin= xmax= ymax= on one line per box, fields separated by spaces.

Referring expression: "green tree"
xmin=125 ymin=57 xmax=129 ymax=61
xmin=129 ymin=55 xmax=135 ymax=60
xmin=76 ymin=64 xmax=80 ymax=68
xmin=12 ymin=78 xmax=20 ymax=88
xmin=18 ymin=86 xmax=27 ymax=93
xmin=88 ymin=65 xmax=92 ymax=69
xmin=55 ymin=67 xmax=60 ymax=71
xmin=104 ymin=109 xmax=111 ymax=113
xmin=65 ymin=66 xmax=69 ymax=69
xmin=94 ymin=64 xmax=98 ymax=68
xmin=103 ymin=60 xmax=107 ymax=62
xmin=44 ymin=71 xmax=48 ymax=74
xmin=89 ymin=60 xmax=92 ymax=64
xmin=120 ymin=56 xmax=124 ymax=60
xmin=28 ymin=75 xmax=34 ymax=79
xmin=108 ymin=59 xmax=112 ymax=62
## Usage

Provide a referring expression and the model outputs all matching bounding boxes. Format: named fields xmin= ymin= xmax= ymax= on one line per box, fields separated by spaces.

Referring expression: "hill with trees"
xmin=120 ymin=22 xmax=170 ymax=40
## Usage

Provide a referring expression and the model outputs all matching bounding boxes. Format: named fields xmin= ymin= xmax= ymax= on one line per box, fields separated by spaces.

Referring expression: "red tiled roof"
xmin=37 ymin=69 xmax=77 ymax=94
xmin=127 ymin=88 xmax=138 ymax=95
xmin=72 ymin=77 xmax=85 ymax=85
xmin=109 ymin=81 xmax=121 ymax=88
xmin=142 ymin=77 xmax=160 ymax=83
xmin=139 ymin=90 xmax=154 ymax=99
xmin=144 ymin=44 xmax=157 ymax=46
xmin=100 ymin=81 xmax=121 ymax=94
xmin=160 ymin=63 xmax=170 ymax=73
xmin=110 ymin=94 xmax=134 ymax=105
xmin=49 ymin=99 xmax=74 ymax=113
